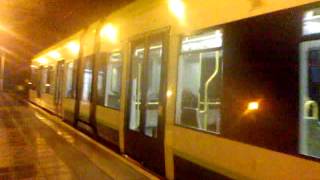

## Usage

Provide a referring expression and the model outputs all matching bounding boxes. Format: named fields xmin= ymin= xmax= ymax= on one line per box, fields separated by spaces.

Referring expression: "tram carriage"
xmin=29 ymin=0 xmax=320 ymax=179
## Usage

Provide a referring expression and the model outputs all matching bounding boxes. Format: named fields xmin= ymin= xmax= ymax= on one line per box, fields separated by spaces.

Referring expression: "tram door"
xmin=300 ymin=40 xmax=320 ymax=158
xmin=125 ymin=32 xmax=167 ymax=175
xmin=54 ymin=61 xmax=64 ymax=114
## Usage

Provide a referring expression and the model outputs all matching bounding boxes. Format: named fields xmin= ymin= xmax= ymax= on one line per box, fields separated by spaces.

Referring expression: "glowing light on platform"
xmin=247 ymin=101 xmax=259 ymax=111
xmin=37 ymin=58 xmax=48 ymax=65
xmin=100 ymin=23 xmax=118 ymax=43
xmin=48 ymin=50 xmax=61 ymax=60
xmin=67 ymin=41 xmax=80 ymax=55
xmin=169 ymin=0 xmax=185 ymax=23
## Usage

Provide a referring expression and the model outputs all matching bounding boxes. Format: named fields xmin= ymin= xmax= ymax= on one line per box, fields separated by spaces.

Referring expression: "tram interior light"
xmin=67 ymin=41 xmax=80 ymax=55
xmin=169 ymin=0 xmax=185 ymax=22
xmin=37 ymin=58 xmax=48 ymax=65
xmin=48 ymin=51 xmax=61 ymax=60
xmin=182 ymin=30 xmax=222 ymax=52
xmin=304 ymin=10 xmax=315 ymax=20
xmin=303 ymin=8 xmax=320 ymax=35
xmin=100 ymin=23 xmax=118 ymax=43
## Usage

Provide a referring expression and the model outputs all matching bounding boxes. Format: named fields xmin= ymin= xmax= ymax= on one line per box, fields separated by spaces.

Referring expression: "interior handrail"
xmin=304 ymin=100 xmax=319 ymax=120
xmin=202 ymin=51 xmax=220 ymax=130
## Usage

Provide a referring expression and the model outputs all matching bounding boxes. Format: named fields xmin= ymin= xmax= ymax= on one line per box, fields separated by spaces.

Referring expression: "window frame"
xmin=174 ymin=27 xmax=224 ymax=135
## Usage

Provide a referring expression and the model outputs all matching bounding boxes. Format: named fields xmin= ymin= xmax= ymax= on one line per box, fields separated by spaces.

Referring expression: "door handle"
xmin=304 ymin=100 xmax=319 ymax=120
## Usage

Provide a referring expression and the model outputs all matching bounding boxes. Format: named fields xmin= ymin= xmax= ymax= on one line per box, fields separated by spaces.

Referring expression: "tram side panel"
xmin=166 ymin=0 xmax=320 ymax=179
xmin=27 ymin=0 xmax=320 ymax=179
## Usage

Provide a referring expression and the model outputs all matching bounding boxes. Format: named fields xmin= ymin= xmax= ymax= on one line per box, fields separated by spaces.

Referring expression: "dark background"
xmin=222 ymin=6 xmax=302 ymax=154
xmin=0 ymin=0 xmax=133 ymax=92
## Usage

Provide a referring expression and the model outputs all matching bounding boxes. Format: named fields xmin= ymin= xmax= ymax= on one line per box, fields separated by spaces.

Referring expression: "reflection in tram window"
xmin=41 ymin=67 xmax=49 ymax=94
xmin=303 ymin=8 xmax=320 ymax=36
xmin=300 ymin=39 xmax=320 ymax=158
xmin=49 ymin=66 xmax=55 ymax=95
xmin=97 ymin=58 xmax=106 ymax=105
xmin=96 ymin=53 xmax=122 ymax=109
xmin=144 ymin=41 xmax=163 ymax=137
xmin=105 ymin=53 xmax=122 ymax=109
xmin=129 ymin=45 xmax=144 ymax=132
xmin=176 ymin=30 xmax=223 ymax=133
xmin=82 ymin=58 xmax=92 ymax=102
xmin=65 ymin=62 xmax=75 ymax=98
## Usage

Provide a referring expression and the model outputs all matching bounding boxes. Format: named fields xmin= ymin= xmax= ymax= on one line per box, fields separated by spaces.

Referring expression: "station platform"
xmin=0 ymin=93 xmax=158 ymax=180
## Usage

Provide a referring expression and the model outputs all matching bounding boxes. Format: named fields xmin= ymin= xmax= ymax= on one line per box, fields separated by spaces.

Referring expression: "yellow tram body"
xmin=29 ymin=0 xmax=320 ymax=179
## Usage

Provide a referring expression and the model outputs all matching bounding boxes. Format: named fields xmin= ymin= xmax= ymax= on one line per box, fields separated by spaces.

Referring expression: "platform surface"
xmin=0 ymin=93 xmax=156 ymax=180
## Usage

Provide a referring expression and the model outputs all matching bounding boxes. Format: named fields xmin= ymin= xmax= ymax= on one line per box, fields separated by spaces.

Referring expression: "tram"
xmin=29 ymin=0 xmax=320 ymax=179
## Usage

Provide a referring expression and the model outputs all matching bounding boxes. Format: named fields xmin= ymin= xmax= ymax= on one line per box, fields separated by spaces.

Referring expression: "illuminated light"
xmin=67 ymin=41 xmax=80 ymax=55
xmin=110 ymin=57 xmax=119 ymax=62
xmin=45 ymin=84 xmax=51 ymax=87
xmin=30 ymin=65 xmax=37 ymax=68
xmin=110 ymin=52 xmax=121 ymax=62
xmin=167 ymin=90 xmax=173 ymax=97
xmin=150 ymin=45 xmax=162 ymax=50
xmin=100 ymin=23 xmax=118 ymax=43
xmin=305 ymin=11 xmax=314 ymax=20
xmin=37 ymin=58 xmax=48 ymax=65
xmin=303 ymin=21 xmax=320 ymax=35
xmin=135 ymin=48 xmax=145 ymax=56
xmin=48 ymin=51 xmax=61 ymax=60
xmin=247 ymin=101 xmax=259 ymax=111
xmin=182 ymin=29 xmax=223 ymax=52
xmin=169 ymin=0 xmax=186 ymax=22
xmin=28 ymin=82 xmax=32 ymax=85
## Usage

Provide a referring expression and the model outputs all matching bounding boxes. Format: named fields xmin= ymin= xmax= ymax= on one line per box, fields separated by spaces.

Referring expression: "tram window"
xmin=30 ymin=68 xmax=37 ymax=90
xmin=129 ymin=44 xmax=144 ymax=132
xmin=96 ymin=52 xmax=122 ymax=109
xmin=303 ymin=8 xmax=320 ymax=36
xmin=48 ymin=66 xmax=55 ymax=95
xmin=176 ymin=29 xmax=223 ymax=133
xmin=144 ymin=41 xmax=162 ymax=137
xmin=65 ymin=62 xmax=75 ymax=98
xmin=105 ymin=53 xmax=122 ymax=109
xmin=97 ymin=57 xmax=106 ymax=106
xmin=41 ymin=67 xmax=49 ymax=94
xmin=300 ymin=40 xmax=320 ymax=159
xmin=81 ymin=58 xmax=93 ymax=102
